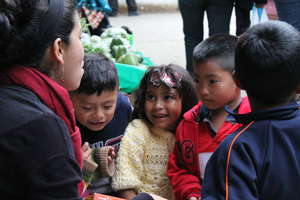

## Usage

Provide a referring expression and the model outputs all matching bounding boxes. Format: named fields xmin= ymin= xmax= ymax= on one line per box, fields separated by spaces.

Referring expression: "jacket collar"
xmin=225 ymin=101 xmax=299 ymax=124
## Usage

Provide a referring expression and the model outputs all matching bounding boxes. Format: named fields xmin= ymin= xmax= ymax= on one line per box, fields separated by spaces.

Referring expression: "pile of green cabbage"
xmin=81 ymin=27 xmax=143 ymax=66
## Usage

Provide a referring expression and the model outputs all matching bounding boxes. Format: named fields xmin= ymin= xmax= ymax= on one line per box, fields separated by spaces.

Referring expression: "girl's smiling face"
xmin=144 ymin=84 xmax=182 ymax=132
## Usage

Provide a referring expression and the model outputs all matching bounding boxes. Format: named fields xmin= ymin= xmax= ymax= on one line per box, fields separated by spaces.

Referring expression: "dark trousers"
xmin=179 ymin=0 xmax=233 ymax=73
xmin=108 ymin=0 xmax=138 ymax=13
xmin=235 ymin=5 xmax=251 ymax=35
xmin=274 ymin=0 xmax=300 ymax=31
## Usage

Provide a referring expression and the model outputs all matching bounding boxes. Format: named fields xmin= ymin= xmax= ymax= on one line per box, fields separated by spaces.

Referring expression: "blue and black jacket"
xmin=202 ymin=101 xmax=300 ymax=200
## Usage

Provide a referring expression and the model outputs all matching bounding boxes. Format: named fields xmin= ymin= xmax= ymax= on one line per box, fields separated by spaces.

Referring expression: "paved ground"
xmin=110 ymin=11 xmax=237 ymax=67
xmin=109 ymin=10 xmax=247 ymax=96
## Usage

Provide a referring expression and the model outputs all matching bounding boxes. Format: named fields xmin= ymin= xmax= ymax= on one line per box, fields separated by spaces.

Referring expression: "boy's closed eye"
xmin=103 ymin=104 xmax=113 ymax=110
xmin=82 ymin=106 xmax=92 ymax=111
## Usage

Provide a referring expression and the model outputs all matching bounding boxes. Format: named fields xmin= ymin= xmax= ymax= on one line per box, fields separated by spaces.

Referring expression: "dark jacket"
xmin=202 ymin=101 xmax=300 ymax=200
xmin=0 ymin=85 xmax=82 ymax=200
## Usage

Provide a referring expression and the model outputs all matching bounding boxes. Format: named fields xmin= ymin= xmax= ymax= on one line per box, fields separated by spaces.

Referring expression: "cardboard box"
xmin=85 ymin=193 xmax=126 ymax=200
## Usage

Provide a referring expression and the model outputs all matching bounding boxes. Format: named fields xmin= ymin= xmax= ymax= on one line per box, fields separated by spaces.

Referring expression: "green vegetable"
xmin=101 ymin=27 xmax=128 ymax=39
xmin=117 ymin=52 xmax=141 ymax=66
xmin=110 ymin=37 xmax=124 ymax=47
xmin=111 ymin=45 xmax=127 ymax=59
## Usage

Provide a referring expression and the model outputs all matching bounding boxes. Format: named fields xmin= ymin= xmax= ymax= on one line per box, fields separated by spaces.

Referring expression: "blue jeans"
xmin=274 ymin=0 xmax=300 ymax=31
xmin=179 ymin=0 xmax=233 ymax=73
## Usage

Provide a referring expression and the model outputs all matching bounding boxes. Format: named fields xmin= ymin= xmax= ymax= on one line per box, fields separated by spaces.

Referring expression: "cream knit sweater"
xmin=112 ymin=119 xmax=175 ymax=200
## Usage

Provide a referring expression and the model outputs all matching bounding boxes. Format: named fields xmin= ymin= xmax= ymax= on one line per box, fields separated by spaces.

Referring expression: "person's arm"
xmin=18 ymin=116 xmax=82 ymax=200
xmin=167 ymin=121 xmax=201 ymax=200
xmin=201 ymin=135 xmax=258 ymax=200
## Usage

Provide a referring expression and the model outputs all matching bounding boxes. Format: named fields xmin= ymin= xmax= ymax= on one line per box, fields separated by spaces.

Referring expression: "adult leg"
xmin=179 ymin=0 xmax=206 ymax=73
xmin=108 ymin=0 xmax=118 ymax=16
xmin=274 ymin=0 xmax=300 ymax=31
xmin=126 ymin=0 xmax=139 ymax=15
xmin=206 ymin=3 xmax=233 ymax=36
xmin=235 ymin=4 xmax=251 ymax=35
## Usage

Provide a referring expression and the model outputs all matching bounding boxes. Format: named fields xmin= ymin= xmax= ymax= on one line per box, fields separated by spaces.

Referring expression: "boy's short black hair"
xmin=193 ymin=34 xmax=238 ymax=72
xmin=235 ymin=21 xmax=300 ymax=105
xmin=73 ymin=53 xmax=119 ymax=95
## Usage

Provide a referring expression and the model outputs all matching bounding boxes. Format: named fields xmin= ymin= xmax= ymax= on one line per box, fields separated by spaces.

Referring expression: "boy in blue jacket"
xmin=70 ymin=53 xmax=132 ymax=196
xmin=201 ymin=21 xmax=300 ymax=200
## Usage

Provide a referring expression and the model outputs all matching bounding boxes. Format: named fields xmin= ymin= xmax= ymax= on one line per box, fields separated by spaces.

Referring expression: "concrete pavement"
xmin=110 ymin=11 xmax=237 ymax=67
xmin=118 ymin=0 xmax=178 ymax=13
xmin=109 ymin=8 xmax=244 ymax=95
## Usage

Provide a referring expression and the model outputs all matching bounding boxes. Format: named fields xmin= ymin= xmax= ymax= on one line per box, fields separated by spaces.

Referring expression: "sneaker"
xmin=128 ymin=11 xmax=139 ymax=16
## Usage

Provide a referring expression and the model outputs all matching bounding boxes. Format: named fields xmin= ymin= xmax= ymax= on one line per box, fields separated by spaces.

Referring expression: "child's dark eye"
xmin=164 ymin=95 xmax=174 ymax=100
xmin=146 ymin=94 xmax=155 ymax=101
xmin=209 ymin=79 xmax=219 ymax=84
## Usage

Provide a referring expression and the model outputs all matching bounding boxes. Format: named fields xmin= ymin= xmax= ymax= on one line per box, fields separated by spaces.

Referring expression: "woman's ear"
xmin=52 ymin=38 xmax=64 ymax=65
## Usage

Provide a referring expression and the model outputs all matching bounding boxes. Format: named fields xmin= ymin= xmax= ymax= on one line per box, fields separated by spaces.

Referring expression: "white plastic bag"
xmin=250 ymin=6 xmax=269 ymax=26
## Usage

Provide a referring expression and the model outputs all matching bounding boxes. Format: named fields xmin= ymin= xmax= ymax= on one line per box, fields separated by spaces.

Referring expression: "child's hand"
xmin=147 ymin=193 xmax=168 ymax=200
xmin=82 ymin=142 xmax=93 ymax=161
xmin=189 ymin=197 xmax=201 ymax=200
xmin=93 ymin=146 xmax=116 ymax=177
xmin=107 ymin=146 xmax=116 ymax=165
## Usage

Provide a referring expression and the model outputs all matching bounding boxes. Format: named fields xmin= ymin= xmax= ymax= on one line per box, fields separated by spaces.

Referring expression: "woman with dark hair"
xmin=0 ymin=0 xmax=84 ymax=199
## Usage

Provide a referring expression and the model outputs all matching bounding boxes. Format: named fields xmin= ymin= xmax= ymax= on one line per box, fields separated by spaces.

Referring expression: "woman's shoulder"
xmin=0 ymin=85 xmax=63 ymax=132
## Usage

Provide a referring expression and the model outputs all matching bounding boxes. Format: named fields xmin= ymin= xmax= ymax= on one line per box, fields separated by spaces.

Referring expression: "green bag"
xmin=115 ymin=63 xmax=148 ymax=93
xmin=115 ymin=52 xmax=154 ymax=93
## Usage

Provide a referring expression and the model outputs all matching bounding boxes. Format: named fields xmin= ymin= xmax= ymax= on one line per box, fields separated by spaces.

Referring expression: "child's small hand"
xmin=107 ymin=146 xmax=116 ymax=164
xmin=82 ymin=142 xmax=92 ymax=161
xmin=147 ymin=193 xmax=168 ymax=200
xmin=189 ymin=197 xmax=201 ymax=200
xmin=93 ymin=146 xmax=116 ymax=177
